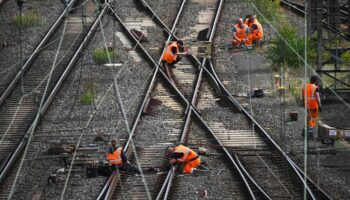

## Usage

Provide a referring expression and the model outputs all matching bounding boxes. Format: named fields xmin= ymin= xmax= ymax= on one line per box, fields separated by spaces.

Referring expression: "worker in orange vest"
xmin=232 ymin=18 xmax=249 ymax=48
xmin=246 ymin=24 xmax=264 ymax=49
xmin=167 ymin=145 xmax=207 ymax=174
xmin=244 ymin=15 xmax=264 ymax=49
xmin=106 ymin=139 xmax=140 ymax=174
xmin=302 ymin=75 xmax=322 ymax=129
xmin=162 ymin=40 xmax=187 ymax=68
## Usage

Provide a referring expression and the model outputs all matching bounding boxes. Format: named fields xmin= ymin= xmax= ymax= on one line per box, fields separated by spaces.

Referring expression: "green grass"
xmin=80 ymin=82 xmax=95 ymax=105
xmin=267 ymin=23 xmax=317 ymax=70
xmin=13 ymin=11 xmax=41 ymax=28
xmin=288 ymin=78 xmax=303 ymax=103
xmin=80 ymin=91 xmax=94 ymax=105
xmin=249 ymin=0 xmax=316 ymax=70
xmin=251 ymin=0 xmax=283 ymax=25
xmin=92 ymin=48 xmax=118 ymax=64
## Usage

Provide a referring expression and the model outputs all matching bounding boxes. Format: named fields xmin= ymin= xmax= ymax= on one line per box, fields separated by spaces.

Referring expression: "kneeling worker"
xmin=167 ymin=145 xmax=207 ymax=174
xmin=162 ymin=40 xmax=187 ymax=68
xmin=106 ymin=139 xmax=140 ymax=175
xmin=246 ymin=24 xmax=263 ymax=49
xmin=232 ymin=18 xmax=249 ymax=48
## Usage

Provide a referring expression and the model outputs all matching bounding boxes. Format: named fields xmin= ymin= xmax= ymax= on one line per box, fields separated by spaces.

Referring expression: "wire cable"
xmin=251 ymin=2 xmax=350 ymax=109
xmin=0 ymin=7 xmax=91 ymax=143
xmin=8 ymin=13 xmax=69 ymax=200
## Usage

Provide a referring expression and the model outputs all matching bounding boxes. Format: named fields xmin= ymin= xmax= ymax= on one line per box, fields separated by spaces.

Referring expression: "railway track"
xmin=99 ymin=0 xmax=269 ymax=199
xmin=0 ymin=0 xmax=66 ymax=94
xmin=97 ymin=0 xmax=189 ymax=198
xmin=280 ymin=0 xmax=350 ymax=41
xmin=99 ymin=0 xmax=333 ymax=199
xmin=0 ymin=0 xmax=336 ymax=199
xmin=0 ymin=1 xmax=107 ymax=198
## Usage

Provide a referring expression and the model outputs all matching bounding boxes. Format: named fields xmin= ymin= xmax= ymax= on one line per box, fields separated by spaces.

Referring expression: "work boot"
xmin=200 ymin=159 xmax=208 ymax=167
xmin=301 ymin=127 xmax=314 ymax=138
xmin=144 ymin=167 xmax=159 ymax=174
xmin=197 ymin=165 xmax=209 ymax=171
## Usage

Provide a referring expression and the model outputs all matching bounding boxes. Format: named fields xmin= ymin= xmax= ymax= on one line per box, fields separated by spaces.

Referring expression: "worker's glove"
xmin=184 ymin=49 xmax=190 ymax=55
xmin=318 ymin=106 xmax=322 ymax=112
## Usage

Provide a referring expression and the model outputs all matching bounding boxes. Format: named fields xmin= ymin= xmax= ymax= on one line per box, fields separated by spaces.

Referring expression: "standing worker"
xmin=302 ymin=75 xmax=322 ymax=131
xmin=106 ymin=139 xmax=140 ymax=175
xmin=232 ymin=18 xmax=249 ymax=48
xmin=167 ymin=145 xmax=207 ymax=174
xmin=162 ymin=40 xmax=187 ymax=68
xmin=244 ymin=15 xmax=263 ymax=49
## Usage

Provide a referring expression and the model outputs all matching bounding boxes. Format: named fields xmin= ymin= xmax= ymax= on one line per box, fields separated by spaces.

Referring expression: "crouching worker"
xmin=162 ymin=40 xmax=187 ymax=68
xmin=167 ymin=145 xmax=208 ymax=174
xmin=246 ymin=24 xmax=263 ymax=49
xmin=232 ymin=18 xmax=249 ymax=48
xmin=106 ymin=139 xmax=140 ymax=175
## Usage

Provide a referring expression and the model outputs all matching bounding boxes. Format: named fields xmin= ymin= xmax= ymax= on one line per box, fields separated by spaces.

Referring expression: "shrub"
xmin=92 ymin=48 xmax=118 ymax=64
xmin=13 ymin=11 xmax=41 ymax=28
xmin=251 ymin=0 xmax=284 ymax=25
xmin=289 ymin=79 xmax=303 ymax=102
xmin=80 ymin=82 xmax=95 ymax=105
xmin=341 ymin=51 xmax=350 ymax=64
xmin=267 ymin=24 xmax=314 ymax=69
xmin=80 ymin=91 xmax=94 ymax=105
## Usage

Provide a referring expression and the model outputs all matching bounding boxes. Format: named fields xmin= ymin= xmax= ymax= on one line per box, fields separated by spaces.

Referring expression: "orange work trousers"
xmin=183 ymin=157 xmax=201 ymax=174
xmin=307 ymin=108 xmax=319 ymax=128
xmin=232 ymin=38 xmax=245 ymax=47
xmin=246 ymin=31 xmax=263 ymax=46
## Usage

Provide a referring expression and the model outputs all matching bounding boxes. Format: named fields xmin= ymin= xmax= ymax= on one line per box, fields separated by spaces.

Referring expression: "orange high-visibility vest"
xmin=234 ymin=23 xmax=248 ymax=39
xmin=107 ymin=147 xmax=123 ymax=165
xmin=244 ymin=18 xmax=263 ymax=36
xmin=162 ymin=42 xmax=178 ymax=64
xmin=303 ymin=83 xmax=318 ymax=109
xmin=174 ymin=145 xmax=198 ymax=163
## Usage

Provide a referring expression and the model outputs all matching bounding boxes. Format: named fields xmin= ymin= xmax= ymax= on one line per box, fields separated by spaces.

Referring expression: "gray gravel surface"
xmin=10 ymin=7 xmax=154 ymax=199
xmin=213 ymin=0 xmax=350 ymax=199
xmin=0 ymin=0 xmax=64 ymax=93
xmin=112 ymin=0 xmax=167 ymax=62
xmin=4 ymin=0 xmax=350 ymax=199
xmin=172 ymin=119 xmax=248 ymax=200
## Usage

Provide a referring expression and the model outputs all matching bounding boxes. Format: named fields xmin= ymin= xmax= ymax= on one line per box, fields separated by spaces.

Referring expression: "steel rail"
xmin=138 ymin=0 xmax=222 ymax=96
xmin=207 ymin=60 xmax=327 ymax=200
xmin=0 ymin=0 xmax=77 ymax=105
xmin=0 ymin=3 xmax=108 ymax=185
xmin=109 ymin=2 xmax=330 ymax=199
xmin=96 ymin=175 xmax=114 ymax=199
xmin=123 ymin=0 xmax=187 ymax=152
xmin=233 ymin=154 xmax=272 ymax=200
xmin=111 ymin=1 xmax=269 ymax=199
xmin=280 ymin=0 xmax=350 ymax=41
xmin=109 ymin=10 xmax=202 ymax=117
xmin=138 ymin=2 xmax=269 ymax=197
xmin=160 ymin=0 xmax=268 ymax=199
xmin=108 ymin=6 xmax=257 ymax=200
xmin=287 ymin=156 xmax=333 ymax=200
xmin=97 ymin=1 xmax=188 ymax=199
